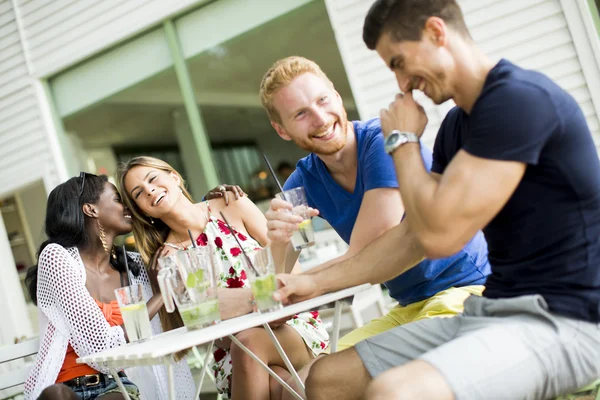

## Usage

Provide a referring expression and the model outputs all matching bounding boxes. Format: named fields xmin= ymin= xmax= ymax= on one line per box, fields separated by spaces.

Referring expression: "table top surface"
xmin=78 ymin=284 xmax=370 ymax=366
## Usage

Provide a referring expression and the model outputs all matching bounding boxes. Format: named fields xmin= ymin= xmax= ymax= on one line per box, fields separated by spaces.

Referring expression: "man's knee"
xmin=305 ymin=357 xmax=329 ymax=399
xmin=305 ymin=350 xmax=355 ymax=390
xmin=38 ymin=384 xmax=79 ymax=399
xmin=306 ymin=349 xmax=371 ymax=400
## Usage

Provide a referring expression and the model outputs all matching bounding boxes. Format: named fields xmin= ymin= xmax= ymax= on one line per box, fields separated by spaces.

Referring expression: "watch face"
xmin=387 ymin=134 xmax=399 ymax=146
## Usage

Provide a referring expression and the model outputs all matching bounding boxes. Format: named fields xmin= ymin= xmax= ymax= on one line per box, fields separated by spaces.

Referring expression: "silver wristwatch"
xmin=384 ymin=130 xmax=420 ymax=155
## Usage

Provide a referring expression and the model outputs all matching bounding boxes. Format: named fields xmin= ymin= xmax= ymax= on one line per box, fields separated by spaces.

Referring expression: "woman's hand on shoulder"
xmin=204 ymin=184 xmax=246 ymax=205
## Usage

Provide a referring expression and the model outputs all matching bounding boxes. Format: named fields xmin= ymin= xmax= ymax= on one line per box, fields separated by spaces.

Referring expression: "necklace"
xmin=172 ymin=230 xmax=190 ymax=250
xmin=167 ymin=204 xmax=208 ymax=250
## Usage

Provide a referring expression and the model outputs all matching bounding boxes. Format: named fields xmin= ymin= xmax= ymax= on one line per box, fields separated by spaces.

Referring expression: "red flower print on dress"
xmin=240 ymin=270 xmax=247 ymax=280
xmin=226 ymin=276 xmax=244 ymax=288
xmin=217 ymin=220 xmax=231 ymax=235
xmin=310 ymin=311 xmax=319 ymax=319
xmin=214 ymin=237 xmax=223 ymax=248
xmin=229 ymin=267 xmax=235 ymax=275
xmin=320 ymin=342 xmax=327 ymax=349
xmin=230 ymin=247 xmax=241 ymax=257
xmin=196 ymin=233 xmax=208 ymax=247
xmin=213 ymin=348 xmax=227 ymax=363
xmin=237 ymin=232 xmax=247 ymax=241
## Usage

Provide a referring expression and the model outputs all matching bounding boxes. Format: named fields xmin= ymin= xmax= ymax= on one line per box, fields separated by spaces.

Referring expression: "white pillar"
xmin=0 ymin=211 xmax=33 ymax=345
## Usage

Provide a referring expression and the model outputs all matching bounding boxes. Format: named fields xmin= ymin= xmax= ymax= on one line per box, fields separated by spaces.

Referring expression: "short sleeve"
xmin=362 ymin=126 xmax=399 ymax=191
xmin=432 ymin=107 xmax=462 ymax=174
xmin=464 ymin=82 xmax=558 ymax=164
xmin=283 ymin=169 xmax=303 ymax=191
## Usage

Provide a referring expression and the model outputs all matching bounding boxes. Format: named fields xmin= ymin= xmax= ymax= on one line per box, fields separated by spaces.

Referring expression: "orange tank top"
xmin=55 ymin=300 xmax=123 ymax=383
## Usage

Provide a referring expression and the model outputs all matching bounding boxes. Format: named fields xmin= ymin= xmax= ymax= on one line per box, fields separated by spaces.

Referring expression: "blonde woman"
xmin=118 ymin=156 xmax=328 ymax=399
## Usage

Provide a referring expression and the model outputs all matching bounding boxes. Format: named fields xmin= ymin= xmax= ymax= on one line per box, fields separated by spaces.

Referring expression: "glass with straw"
xmin=220 ymin=212 xmax=282 ymax=313
xmin=263 ymin=154 xmax=315 ymax=250
xmin=114 ymin=247 xmax=152 ymax=342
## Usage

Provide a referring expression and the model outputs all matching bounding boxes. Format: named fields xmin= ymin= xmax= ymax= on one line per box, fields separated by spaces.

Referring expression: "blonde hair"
xmin=259 ymin=56 xmax=334 ymax=124
xmin=118 ymin=156 xmax=193 ymax=353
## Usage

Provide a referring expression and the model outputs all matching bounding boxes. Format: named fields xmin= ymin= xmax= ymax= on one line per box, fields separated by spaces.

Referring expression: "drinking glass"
xmin=241 ymin=246 xmax=282 ymax=313
xmin=157 ymin=247 xmax=221 ymax=330
xmin=114 ymin=284 xmax=152 ymax=342
xmin=275 ymin=186 xmax=315 ymax=250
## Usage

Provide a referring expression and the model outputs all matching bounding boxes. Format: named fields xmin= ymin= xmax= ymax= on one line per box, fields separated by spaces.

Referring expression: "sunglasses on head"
xmin=78 ymin=172 xmax=94 ymax=198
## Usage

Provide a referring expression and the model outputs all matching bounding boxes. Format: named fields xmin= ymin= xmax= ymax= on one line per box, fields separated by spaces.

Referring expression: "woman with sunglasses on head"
xmin=23 ymin=173 xmax=196 ymax=400
xmin=119 ymin=156 xmax=329 ymax=400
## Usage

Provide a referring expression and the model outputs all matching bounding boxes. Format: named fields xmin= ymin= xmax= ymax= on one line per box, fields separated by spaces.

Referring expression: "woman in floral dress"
xmin=119 ymin=156 xmax=329 ymax=399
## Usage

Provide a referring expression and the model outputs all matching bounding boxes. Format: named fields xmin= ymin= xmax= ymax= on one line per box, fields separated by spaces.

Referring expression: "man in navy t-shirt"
xmin=272 ymin=2 xmax=600 ymax=400
xmin=259 ymin=56 xmax=489 ymax=351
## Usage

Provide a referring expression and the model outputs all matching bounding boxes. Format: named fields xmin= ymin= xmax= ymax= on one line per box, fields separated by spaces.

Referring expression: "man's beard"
xmin=299 ymin=113 xmax=349 ymax=155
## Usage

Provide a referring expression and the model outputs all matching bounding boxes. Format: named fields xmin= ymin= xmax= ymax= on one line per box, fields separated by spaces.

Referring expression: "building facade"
xmin=1 ymin=0 xmax=599 ymax=344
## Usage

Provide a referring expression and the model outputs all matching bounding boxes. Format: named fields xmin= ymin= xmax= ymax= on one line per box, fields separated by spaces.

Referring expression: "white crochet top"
xmin=24 ymin=244 xmax=196 ymax=400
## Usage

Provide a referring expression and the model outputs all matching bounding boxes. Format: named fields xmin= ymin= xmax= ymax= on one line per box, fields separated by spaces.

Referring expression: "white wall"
xmin=0 ymin=1 xmax=65 ymax=200
xmin=325 ymin=0 xmax=600 ymax=151
xmin=15 ymin=0 xmax=212 ymax=78
xmin=0 ymin=211 xmax=33 ymax=345
xmin=17 ymin=180 xmax=48 ymax=253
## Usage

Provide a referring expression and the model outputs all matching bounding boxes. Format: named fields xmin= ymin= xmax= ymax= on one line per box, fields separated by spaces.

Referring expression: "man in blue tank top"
xmin=272 ymin=1 xmax=600 ymax=399
xmin=259 ymin=56 xmax=489 ymax=352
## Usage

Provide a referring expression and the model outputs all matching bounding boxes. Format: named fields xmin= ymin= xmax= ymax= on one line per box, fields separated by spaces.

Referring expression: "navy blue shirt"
xmin=432 ymin=59 xmax=600 ymax=322
xmin=285 ymin=118 xmax=490 ymax=305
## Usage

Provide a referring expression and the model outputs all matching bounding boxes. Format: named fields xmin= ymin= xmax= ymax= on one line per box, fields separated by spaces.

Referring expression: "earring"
xmin=97 ymin=220 xmax=109 ymax=254
xmin=150 ymin=217 xmax=154 ymax=225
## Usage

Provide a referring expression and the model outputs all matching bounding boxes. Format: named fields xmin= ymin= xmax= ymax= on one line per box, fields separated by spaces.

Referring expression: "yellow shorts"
xmin=337 ymin=285 xmax=485 ymax=351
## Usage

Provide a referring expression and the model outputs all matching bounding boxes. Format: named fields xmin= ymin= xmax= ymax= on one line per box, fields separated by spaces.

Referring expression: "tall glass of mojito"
xmin=275 ymin=186 xmax=315 ymax=250
xmin=114 ymin=283 xmax=152 ymax=342
xmin=158 ymin=247 xmax=221 ymax=330
xmin=241 ymin=246 xmax=282 ymax=313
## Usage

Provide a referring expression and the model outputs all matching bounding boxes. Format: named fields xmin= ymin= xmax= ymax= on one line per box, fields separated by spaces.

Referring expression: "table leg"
xmin=262 ymin=323 xmax=306 ymax=397
xmin=330 ymin=300 xmax=343 ymax=353
xmin=167 ymin=363 xmax=175 ymax=400
xmin=108 ymin=368 xmax=131 ymax=400
xmin=194 ymin=340 xmax=215 ymax=400
xmin=228 ymin=335 xmax=304 ymax=400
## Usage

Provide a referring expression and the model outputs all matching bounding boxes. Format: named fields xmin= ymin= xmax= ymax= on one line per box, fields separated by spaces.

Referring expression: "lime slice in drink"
xmin=121 ymin=303 xmax=145 ymax=312
xmin=185 ymin=273 xmax=197 ymax=288
xmin=298 ymin=220 xmax=311 ymax=229
xmin=185 ymin=269 xmax=205 ymax=289
xmin=253 ymin=278 xmax=264 ymax=293
xmin=253 ymin=274 xmax=276 ymax=297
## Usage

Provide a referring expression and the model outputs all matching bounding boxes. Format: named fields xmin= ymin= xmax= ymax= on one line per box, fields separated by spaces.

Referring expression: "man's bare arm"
xmin=312 ymin=221 xmax=425 ymax=295
xmin=306 ymin=187 xmax=404 ymax=275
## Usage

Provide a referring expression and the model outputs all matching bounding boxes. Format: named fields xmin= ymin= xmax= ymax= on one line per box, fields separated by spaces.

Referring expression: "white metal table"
xmin=78 ymin=284 xmax=371 ymax=400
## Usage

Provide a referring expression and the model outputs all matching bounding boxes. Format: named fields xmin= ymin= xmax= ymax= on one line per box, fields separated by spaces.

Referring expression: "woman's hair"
xmin=118 ymin=156 xmax=194 ymax=336
xmin=25 ymin=173 xmax=139 ymax=305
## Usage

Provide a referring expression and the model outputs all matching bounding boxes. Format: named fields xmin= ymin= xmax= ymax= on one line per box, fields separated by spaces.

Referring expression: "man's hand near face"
xmin=380 ymin=92 xmax=428 ymax=138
